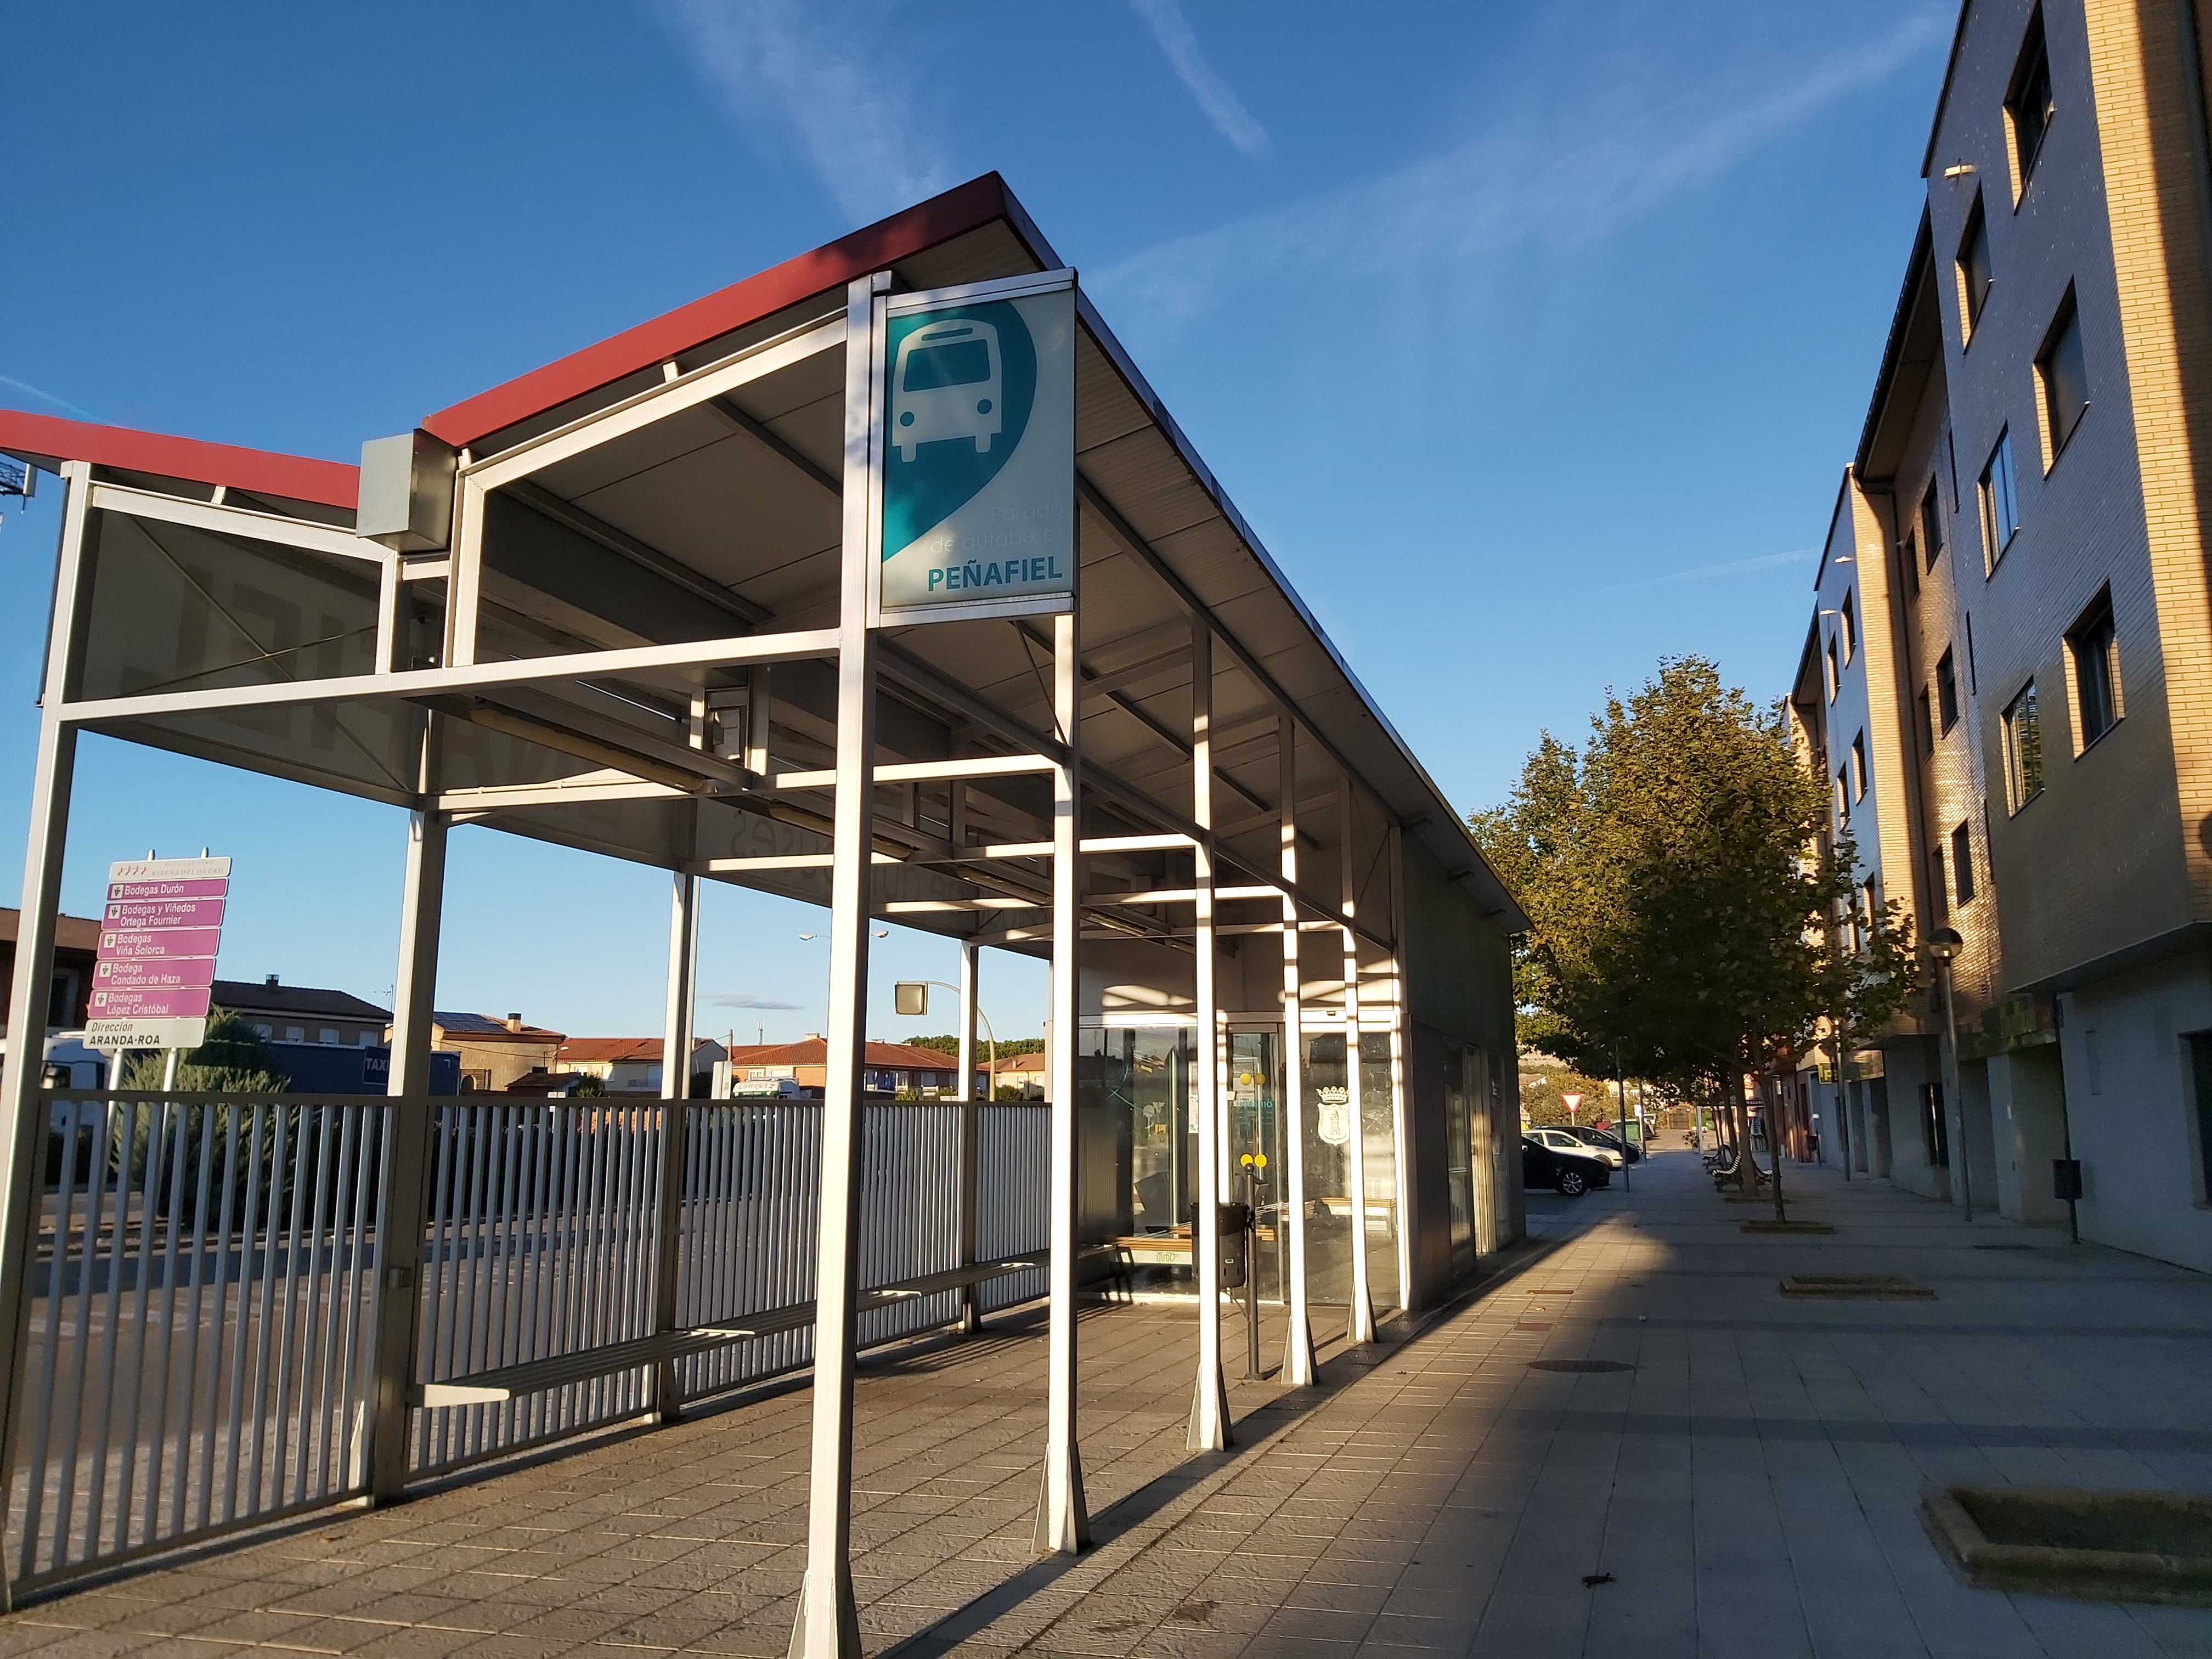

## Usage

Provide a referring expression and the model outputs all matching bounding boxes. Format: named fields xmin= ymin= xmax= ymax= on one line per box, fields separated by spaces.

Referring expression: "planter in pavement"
xmin=1925 ymin=1485 xmax=2212 ymax=1606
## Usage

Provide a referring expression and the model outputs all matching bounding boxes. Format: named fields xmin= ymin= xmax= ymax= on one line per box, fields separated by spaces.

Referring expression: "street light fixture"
xmin=1926 ymin=926 xmax=1971 ymax=1222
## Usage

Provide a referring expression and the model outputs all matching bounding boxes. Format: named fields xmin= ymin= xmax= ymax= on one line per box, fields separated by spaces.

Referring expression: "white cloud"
xmin=651 ymin=0 xmax=951 ymax=224
xmin=1603 ymin=549 xmax=1812 ymax=593
xmin=1096 ymin=13 xmax=1943 ymax=329
xmin=0 ymin=376 xmax=95 ymax=420
xmin=710 ymin=990 xmax=805 ymax=1011
xmin=1129 ymin=0 xmax=1269 ymax=159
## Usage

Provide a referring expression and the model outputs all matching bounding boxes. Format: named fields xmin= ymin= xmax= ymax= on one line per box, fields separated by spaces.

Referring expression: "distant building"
xmin=219 ymin=975 xmax=390 ymax=1047
xmin=726 ymin=1037 xmax=961 ymax=1097
xmin=557 ymin=1036 xmax=728 ymax=1094
xmin=981 ymin=1052 xmax=1047 ymax=1098
xmin=0 ymin=907 xmax=99 ymax=1032
xmin=418 ymin=1013 xmax=566 ymax=1093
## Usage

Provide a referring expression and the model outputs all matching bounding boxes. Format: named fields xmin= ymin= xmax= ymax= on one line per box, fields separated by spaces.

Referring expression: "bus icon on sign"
xmin=891 ymin=319 xmax=1002 ymax=461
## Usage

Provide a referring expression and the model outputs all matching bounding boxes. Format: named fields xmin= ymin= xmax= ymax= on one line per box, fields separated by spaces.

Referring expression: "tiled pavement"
xmin=10 ymin=1151 xmax=2212 ymax=1656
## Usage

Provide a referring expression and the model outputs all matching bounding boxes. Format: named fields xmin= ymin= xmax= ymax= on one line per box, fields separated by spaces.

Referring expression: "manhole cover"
xmin=1780 ymin=1274 xmax=1933 ymax=1300
xmin=1528 ymin=1359 xmax=1634 ymax=1374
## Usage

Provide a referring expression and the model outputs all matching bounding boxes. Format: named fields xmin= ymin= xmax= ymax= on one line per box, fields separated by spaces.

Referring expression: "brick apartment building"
xmin=1794 ymin=0 xmax=2212 ymax=1269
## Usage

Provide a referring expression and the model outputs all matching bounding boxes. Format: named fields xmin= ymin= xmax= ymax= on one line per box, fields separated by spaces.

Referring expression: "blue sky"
xmin=0 ymin=0 xmax=1951 ymax=1044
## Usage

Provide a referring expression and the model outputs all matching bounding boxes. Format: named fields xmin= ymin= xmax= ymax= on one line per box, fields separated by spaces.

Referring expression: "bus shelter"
xmin=0 ymin=175 xmax=1525 ymax=1654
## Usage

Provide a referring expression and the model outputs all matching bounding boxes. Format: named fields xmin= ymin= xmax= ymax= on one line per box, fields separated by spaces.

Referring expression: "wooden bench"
xmin=412 ymin=1253 xmax=1045 ymax=1407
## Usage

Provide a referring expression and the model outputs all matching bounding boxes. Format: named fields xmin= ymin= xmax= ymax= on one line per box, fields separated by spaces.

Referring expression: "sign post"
xmin=1562 ymin=1091 xmax=1582 ymax=1122
xmin=85 ymin=855 xmax=229 ymax=1056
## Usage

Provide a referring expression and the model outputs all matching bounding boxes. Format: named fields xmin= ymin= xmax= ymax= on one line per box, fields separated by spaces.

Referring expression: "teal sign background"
xmin=882 ymin=301 xmax=1036 ymax=561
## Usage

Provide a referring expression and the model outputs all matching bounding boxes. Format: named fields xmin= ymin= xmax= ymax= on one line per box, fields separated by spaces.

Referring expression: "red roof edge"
xmin=422 ymin=172 xmax=1031 ymax=450
xmin=0 ymin=409 xmax=358 ymax=511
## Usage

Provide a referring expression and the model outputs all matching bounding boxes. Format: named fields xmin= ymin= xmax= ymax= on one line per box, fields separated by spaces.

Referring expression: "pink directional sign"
xmin=86 ymin=855 xmax=230 ymax=1052
xmin=88 ymin=986 xmax=210 ymax=1020
xmin=97 ymin=927 xmax=221 ymax=961
xmin=107 ymin=878 xmax=228 ymax=902
xmin=93 ymin=957 xmax=216 ymax=992
xmin=103 ymin=897 xmax=225 ymax=928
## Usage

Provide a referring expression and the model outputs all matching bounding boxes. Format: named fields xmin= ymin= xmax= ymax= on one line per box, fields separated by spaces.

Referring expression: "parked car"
xmin=1522 ymin=1135 xmax=1613 ymax=1197
xmin=1530 ymin=1126 xmax=1623 ymax=1168
xmin=1564 ymin=1124 xmax=1642 ymax=1163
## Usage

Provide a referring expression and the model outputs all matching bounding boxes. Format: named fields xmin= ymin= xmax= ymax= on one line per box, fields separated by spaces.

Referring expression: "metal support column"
xmin=1278 ymin=716 xmax=1316 ymax=1386
xmin=652 ymin=864 xmax=699 ymax=1420
xmin=369 ymin=766 xmax=448 ymax=1503
xmin=956 ymin=939 xmax=981 ymax=1334
xmin=1340 ymin=784 xmax=1375 ymax=1347
xmin=1387 ymin=822 xmax=1415 ymax=1311
xmin=0 ymin=463 xmax=94 ymax=1605
xmin=1034 ymin=608 xmax=1090 ymax=1553
xmin=789 ymin=272 xmax=883 ymax=1659
xmin=1187 ymin=622 xmax=1231 ymax=1449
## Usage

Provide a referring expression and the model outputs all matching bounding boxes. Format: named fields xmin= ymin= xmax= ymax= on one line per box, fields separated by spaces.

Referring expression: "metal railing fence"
xmin=4 ymin=1091 xmax=1049 ymax=1593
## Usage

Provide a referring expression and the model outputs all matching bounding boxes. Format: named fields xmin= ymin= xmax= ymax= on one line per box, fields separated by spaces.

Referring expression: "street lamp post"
xmin=1927 ymin=927 xmax=1971 ymax=1222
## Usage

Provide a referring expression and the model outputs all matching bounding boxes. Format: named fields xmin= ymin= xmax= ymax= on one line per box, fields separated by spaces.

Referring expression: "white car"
xmin=891 ymin=319 xmax=1002 ymax=460
xmin=1531 ymin=1127 xmax=1623 ymax=1167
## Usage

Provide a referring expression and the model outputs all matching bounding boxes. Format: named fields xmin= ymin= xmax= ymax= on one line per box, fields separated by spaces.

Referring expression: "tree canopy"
xmin=1471 ymin=656 xmax=1917 ymax=1121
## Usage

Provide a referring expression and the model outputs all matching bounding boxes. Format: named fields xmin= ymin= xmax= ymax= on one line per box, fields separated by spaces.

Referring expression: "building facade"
xmin=558 ymin=1035 xmax=727 ymax=1093
xmin=219 ymin=975 xmax=391 ymax=1047
xmin=1798 ymin=0 xmax=2212 ymax=1268
xmin=727 ymin=1037 xmax=960 ymax=1096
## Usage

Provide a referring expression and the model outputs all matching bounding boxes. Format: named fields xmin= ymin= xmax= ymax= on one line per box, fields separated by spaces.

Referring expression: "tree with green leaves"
xmin=1472 ymin=656 xmax=1919 ymax=1219
xmin=119 ymin=1007 xmax=290 ymax=1092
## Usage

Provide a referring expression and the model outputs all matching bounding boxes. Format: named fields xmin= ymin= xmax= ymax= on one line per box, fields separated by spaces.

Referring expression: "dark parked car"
xmin=1566 ymin=1124 xmax=1642 ymax=1163
xmin=1522 ymin=1135 xmax=1613 ymax=1197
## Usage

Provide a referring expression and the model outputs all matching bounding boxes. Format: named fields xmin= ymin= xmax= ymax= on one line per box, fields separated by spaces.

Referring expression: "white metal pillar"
xmin=1034 ymin=608 xmax=1090 ymax=1553
xmin=369 ymin=769 xmax=448 ymax=1502
xmin=0 ymin=463 xmax=94 ymax=1601
xmin=1187 ymin=622 xmax=1230 ymax=1449
xmin=1339 ymin=784 xmax=1375 ymax=1347
xmin=652 ymin=866 xmax=699 ymax=1420
xmin=1278 ymin=716 xmax=1316 ymax=1385
xmin=1387 ymin=823 xmax=1415 ymax=1311
xmin=789 ymin=272 xmax=883 ymax=1659
xmin=956 ymin=939 xmax=981 ymax=1334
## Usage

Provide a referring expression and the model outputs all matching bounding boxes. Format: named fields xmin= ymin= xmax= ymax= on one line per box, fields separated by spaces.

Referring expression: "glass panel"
xmin=1077 ymin=1026 xmax=1192 ymax=1294
xmin=1444 ymin=1042 xmax=1474 ymax=1276
xmin=1301 ymin=1032 xmax=1353 ymax=1308
xmin=1227 ymin=1030 xmax=1284 ymax=1303
xmin=1360 ymin=1034 xmax=1400 ymax=1309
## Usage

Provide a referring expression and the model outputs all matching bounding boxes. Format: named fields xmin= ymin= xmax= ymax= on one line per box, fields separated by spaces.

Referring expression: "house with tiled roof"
xmin=556 ymin=1035 xmax=727 ymax=1095
xmin=419 ymin=1012 xmax=566 ymax=1092
xmin=725 ymin=1038 xmax=961 ymax=1098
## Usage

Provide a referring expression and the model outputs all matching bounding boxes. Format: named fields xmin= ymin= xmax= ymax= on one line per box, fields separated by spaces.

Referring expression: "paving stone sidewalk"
xmin=9 ymin=1150 xmax=2212 ymax=1657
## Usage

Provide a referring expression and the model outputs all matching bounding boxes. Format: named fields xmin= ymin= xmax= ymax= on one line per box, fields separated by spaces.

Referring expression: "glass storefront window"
xmin=1077 ymin=1025 xmax=1194 ymax=1293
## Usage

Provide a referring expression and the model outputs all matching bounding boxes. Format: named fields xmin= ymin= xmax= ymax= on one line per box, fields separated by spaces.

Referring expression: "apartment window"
xmin=1937 ymin=647 xmax=1961 ymax=732
xmin=1825 ymin=635 xmax=1839 ymax=702
xmin=285 ymin=1025 xmax=304 ymax=1042
xmin=2003 ymin=680 xmax=2046 ymax=809
xmin=1920 ymin=480 xmax=1946 ymax=570
xmin=1835 ymin=766 xmax=1850 ymax=826
xmin=1951 ymin=822 xmax=1976 ymax=905
xmin=2006 ymin=9 xmax=2055 ymax=195
xmin=1979 ymin=432 xmax=2020 ymax=565
xmin=318 ymin=1026 xmax=338 ymax=1045
xmin=2069 ymin=589 xmax=2121 ymax=747
xmin=1900 ymin=537 xmax=1920 ymax=599
xmin=1926 ymin=845 xmax=1949 ymax=923
xmin=1916 ymin=690 xmax=1935 ymax=755
xmin=1841 ymin=590 xmax=1858 ymax=663
xmin=2036 ymin=289 xmax=2089 ymax=461
xmin=1956 ymin=196 xmax=1994 ymax=338
xmin=1850 ymin=732 xmax=1867 ymax=801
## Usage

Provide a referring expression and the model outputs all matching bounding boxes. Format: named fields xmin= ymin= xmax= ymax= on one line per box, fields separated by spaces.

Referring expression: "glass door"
xmin=1226 ymin=1028 xmax=1285 ymax=1302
